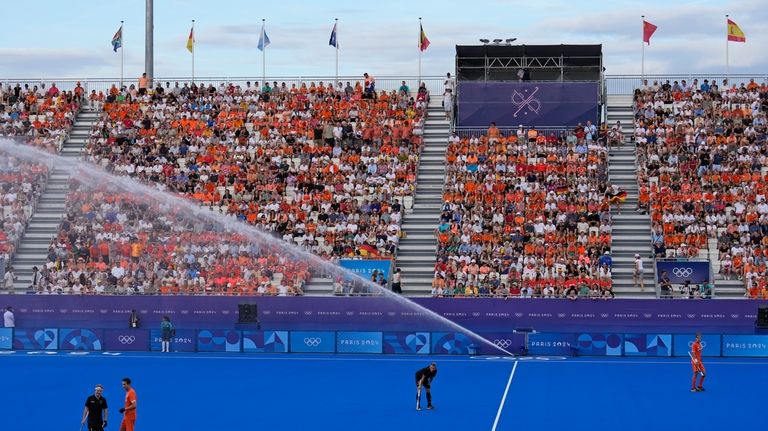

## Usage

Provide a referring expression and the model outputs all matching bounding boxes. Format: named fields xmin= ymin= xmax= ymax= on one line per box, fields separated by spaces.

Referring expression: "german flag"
xmin=609 ymin=190 xmax=628 ymax=204
xmin=555 ymin=185 xmax=569 ymax=195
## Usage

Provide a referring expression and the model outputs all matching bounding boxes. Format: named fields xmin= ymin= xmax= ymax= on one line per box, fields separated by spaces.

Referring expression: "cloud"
xmin=0 ymin=49 xmax=111 ymax=78
xmin=6 ymin=0 xmax=766 ymax=80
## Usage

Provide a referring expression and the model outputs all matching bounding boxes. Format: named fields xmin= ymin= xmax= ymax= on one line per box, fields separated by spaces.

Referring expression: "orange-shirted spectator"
xmin=138 ymin=73 xmax=149 ymax=95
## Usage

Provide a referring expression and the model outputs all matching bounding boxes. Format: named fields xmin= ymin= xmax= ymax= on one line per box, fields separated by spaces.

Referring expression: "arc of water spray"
xmin=0 ymin=139 xmax=513 ymax=356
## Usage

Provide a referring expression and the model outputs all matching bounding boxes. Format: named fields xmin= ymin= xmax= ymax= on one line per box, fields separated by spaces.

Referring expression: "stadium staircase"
xmin=605 ymin=94 xmax=635 ymax=142
xmin=606 ymin=95 xmax=655 ymax=297
xmin=11 ymin=109 xmax=99 ymax=291
xmin=394 ymin=98 xmax=448 ymax=295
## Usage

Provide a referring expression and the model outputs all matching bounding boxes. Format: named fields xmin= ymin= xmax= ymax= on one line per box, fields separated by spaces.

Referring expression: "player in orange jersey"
xmin=119 ymin=377 xmax=138 ymax=430
xmin=690 ymin=333 xmax=706 ymax=392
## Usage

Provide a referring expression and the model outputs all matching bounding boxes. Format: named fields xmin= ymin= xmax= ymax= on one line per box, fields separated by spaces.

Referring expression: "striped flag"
xmin=727 ymin=18 xmax=745 ymax=42
xmin=186 ymin=27 xmax=194 ymax=53
xmin=419 ymin=23 xmax=430 ymax=52
xmin=257 ymin=22 xmax=271 ymax=51
xmin=329 ymin=22 xmax=338 ymax=48
xmin=111 ymin=25 xmax=123 ymax=52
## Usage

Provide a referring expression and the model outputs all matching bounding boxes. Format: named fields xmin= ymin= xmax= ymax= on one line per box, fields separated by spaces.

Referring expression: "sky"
xmin=0 ymin=0 xmax=765 ymax=80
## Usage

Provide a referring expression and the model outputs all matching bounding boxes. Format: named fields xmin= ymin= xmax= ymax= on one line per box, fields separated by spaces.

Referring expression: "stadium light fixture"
xmin=479 ymin=38 xmax=490 ymax=44
xmin=505 ymin=38 xmax=517 ymax=44
xmin=493 ymin=39 xmax=503 ymax=44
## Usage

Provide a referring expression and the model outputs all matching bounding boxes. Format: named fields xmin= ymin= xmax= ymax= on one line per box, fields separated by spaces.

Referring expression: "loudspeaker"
xmin=238 ymin=303 xmax=259 ymax=323
xmin=758 ymin=306 xmax=768 ymax=329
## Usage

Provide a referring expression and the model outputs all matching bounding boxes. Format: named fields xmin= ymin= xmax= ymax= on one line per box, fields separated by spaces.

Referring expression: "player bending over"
xmin=415 ymin=362 xmax=437 ymax=411
xmin=690 ymin=333 xmax=706 ymax=392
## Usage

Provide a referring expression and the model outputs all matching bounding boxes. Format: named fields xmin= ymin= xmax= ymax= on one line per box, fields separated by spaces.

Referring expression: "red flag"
xmin=643 ymin=20 xmax=658 ymax=45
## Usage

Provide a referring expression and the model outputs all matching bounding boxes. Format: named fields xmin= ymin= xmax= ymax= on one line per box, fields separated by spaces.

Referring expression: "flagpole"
xmin=191 ymin=20 xmax=195 ymax=85
xmin=262 ymin=19 xmax=266 ymax=84
xmin=641 ymin=16 xmax=645 ymax=82
xmin=725 ymin=14 xmax=729 ymax=82
xmin=335 ymin=18 xmax=339 ymax=88
xmin=120 ymin=20 xmax=124 ymax=88
xmin=418 ymin=17 xmax=422 ymax=88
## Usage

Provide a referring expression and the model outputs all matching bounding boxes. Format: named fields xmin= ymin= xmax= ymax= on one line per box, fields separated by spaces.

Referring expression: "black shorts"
xmin=88 ymin=422 xmax=104 ymax=431
xmin=415 ymin=376 xmax=430 ymax=389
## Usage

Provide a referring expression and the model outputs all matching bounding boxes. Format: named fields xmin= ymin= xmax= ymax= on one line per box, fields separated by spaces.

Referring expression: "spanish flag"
xmin=186 ymin=27 xmax=195 ymax=53
xmin=419 ymin=23 xmax=430 ymax=52
xmin=727 ymin=19 xmax=745 ymax=42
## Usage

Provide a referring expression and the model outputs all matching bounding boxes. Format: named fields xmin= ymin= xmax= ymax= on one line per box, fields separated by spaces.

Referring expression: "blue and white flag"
xmin=329 ymin=22 xmax=338 ymax=48
xmin=257 ymin=22 xmax=271 ymax=51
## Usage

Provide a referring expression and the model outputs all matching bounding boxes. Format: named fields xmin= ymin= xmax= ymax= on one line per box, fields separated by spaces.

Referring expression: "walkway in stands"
xmin=12 ymin=110 xmax=98 ymax=291
xmin=395 ymin=98 xmax=449 ymax=295
xmin=606 ymin=95 xmax=655 ymax=297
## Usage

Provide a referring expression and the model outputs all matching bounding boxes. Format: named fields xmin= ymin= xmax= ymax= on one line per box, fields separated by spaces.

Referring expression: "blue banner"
xmin=458 ymin=82 xmax=599 ymax=127
xmin=339 ymin=259 xmax=392 ymax=285
xmin=432 ymin=332 xmax=473 ymax=355
xmin=672 ymin=334 xmax=721 ymax=357
xmin=150 ymin=329 xmax=196 ymax=352
xmin=623 ymin=334 xmax=672 ymax=356
xmin=59 ymin=329 xmax=103 ymax=351
xmin=13 ymin=328 xmax=58 ymax=350
xmin=529 ymin=333 xmax=575 ymax=356
xmin=290 ymin=331 xmax=335 ymax=353
xmin=722 ymin=335 xmax=768 ymax=357
xmin=103 ymin=329 xmax=149 ymax=351
xmin=576 ymin=333 xmax=623 ymax=356
xmin=656 ymin=261 xmax=711 ymax=284
xmin=242 ymin=331 xmax=289 ymax=353
xmin=476 ymin=332 xmax=526 ymax=356
xmin=382 ymin=332 xmax=430 ymax=354
xmin=197 ymin=330 xmax=241 ymax=352
xmin=0 ymin=328 xmax=11 ymax=349
xmin=337 ymin=332 xmax=383 ymax=354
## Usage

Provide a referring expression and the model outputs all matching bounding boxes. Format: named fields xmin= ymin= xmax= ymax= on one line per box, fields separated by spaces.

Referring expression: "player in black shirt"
xmin=81 ymin=384 xmax=109 ymax=431
xmin=415 ymin=362 xmax=437 ymax=410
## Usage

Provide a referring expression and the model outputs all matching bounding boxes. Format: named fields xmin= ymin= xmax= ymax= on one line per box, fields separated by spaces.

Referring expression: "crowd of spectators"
xmin=0 ymin=82 xmax=81 ymax=269
xmin=33 ymin=76 xmax=428 ymax=294
xmin=0 ymin=82 xmax=81 ymax=152
xmin=634 ymin=78 xmax=768 ymax=298
xmin=31 ymin=181 xmax=310 ymax=295
xmin=432 ymin=122 xmax=615 ymax=299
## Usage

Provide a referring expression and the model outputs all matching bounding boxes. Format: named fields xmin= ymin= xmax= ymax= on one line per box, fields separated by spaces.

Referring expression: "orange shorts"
xmin=120 ymin=418 xmax=136 ymax=431
xmin=691 ymin=361 xmax=706 ymax=374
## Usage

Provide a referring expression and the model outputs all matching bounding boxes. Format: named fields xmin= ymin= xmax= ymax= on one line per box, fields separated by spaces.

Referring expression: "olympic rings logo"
xmin=118 ymin=336 xmax=136 ymax=345
xmin=687 ymin=340 xmax=707 ymax=349
xmin=672 ymin=267 xmax=693 ymax=278
xmin=304 ymin=337 xmax=322 ymax=347
xmin=493 ymin=339 xmax=513 ymax=348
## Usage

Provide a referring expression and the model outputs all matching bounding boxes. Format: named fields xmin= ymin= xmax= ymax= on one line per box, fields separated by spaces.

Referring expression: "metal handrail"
xmin=605 ymin=73 xmax=768 ymax=95
xmin=5 ymin=74 xmax=766 ymax=96
xmin=454 ymin=126 xmax=574 ymax=138
xmin=0 ymin=76 xmax=447 ymax=98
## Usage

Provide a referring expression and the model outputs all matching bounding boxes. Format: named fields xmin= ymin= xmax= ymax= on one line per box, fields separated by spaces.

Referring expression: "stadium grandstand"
xmin=3 ymin=33 xmax=763 ymax=301
xmin=2 ymin=73 xmax=768 ymax=299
